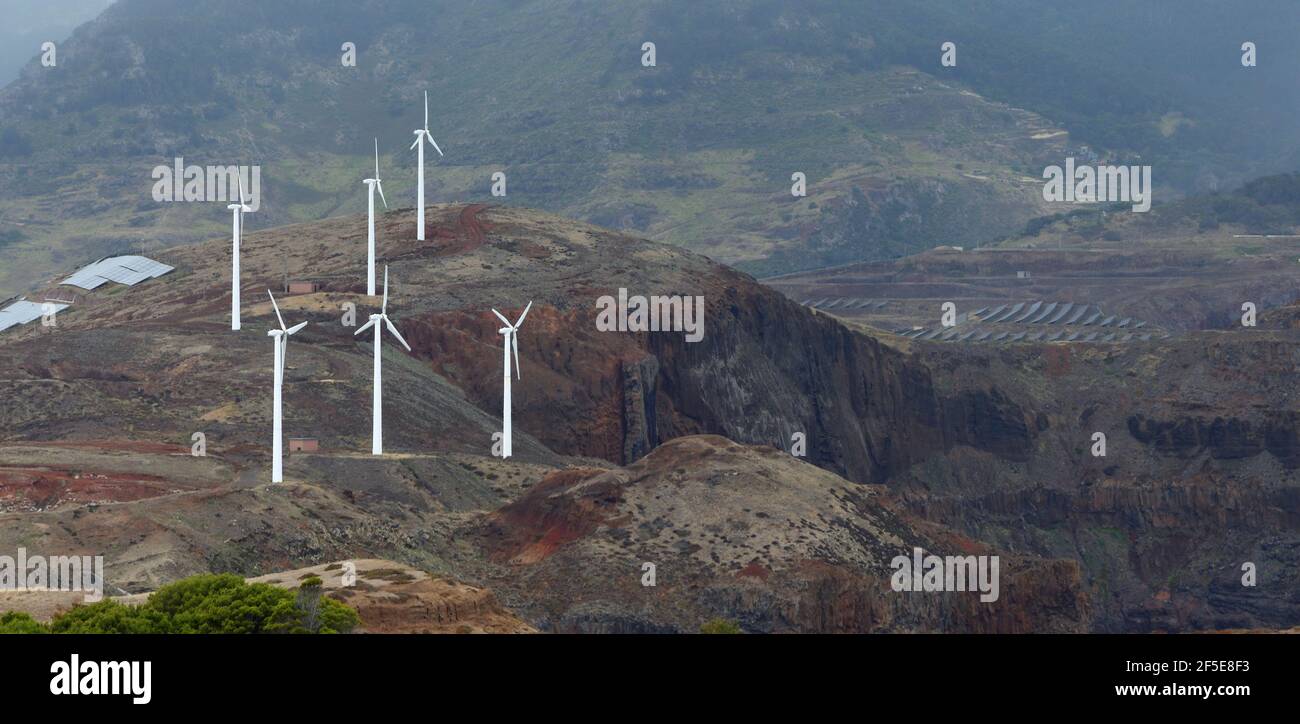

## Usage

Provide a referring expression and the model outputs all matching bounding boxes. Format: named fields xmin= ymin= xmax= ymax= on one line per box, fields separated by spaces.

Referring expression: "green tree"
xmin=0 ymin=611 xmax=48 ymax=634
xmin=13 ymin=572 xmax=361 ymax=634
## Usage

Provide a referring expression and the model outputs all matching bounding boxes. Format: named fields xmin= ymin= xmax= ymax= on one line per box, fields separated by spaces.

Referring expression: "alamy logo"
xmin=0 ymin=548 xmax=104 ymax=602
xmin=152 ymin=159 xmax=261 ymax=211
xmin=1042 ymin=157 xmax=1151 ymax=212
xmin=596 ymin=288 xmax=704 ymax=343
xmin=50 ymin=655 xmax=151 ymax=705
xmin=890 ymin=547 xmax=1000 ymax=603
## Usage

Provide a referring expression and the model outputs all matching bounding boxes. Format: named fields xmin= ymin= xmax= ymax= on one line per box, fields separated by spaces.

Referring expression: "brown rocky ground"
xmin=0 ymin=204 xmax=1295 ymax=632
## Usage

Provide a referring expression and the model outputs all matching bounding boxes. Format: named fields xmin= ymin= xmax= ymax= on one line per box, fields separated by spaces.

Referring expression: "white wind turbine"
xmin=362 ymin=138 xmax=388 ymax=297
xmin=410 ymin=90 xmax=444 ymax=241
xmin=355 ymin=266 xmax=412 ymax=455
xmin=227 ymin=175 xmax=253 ymax=330
xmin=491 ymin=301 xmax=532 ymax=459
xmin=267 ymin=291 xmax=308 ymax=483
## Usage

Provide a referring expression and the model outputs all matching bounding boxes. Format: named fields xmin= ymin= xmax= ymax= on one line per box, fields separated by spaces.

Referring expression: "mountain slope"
xmin=0 ymin=203 xmax=1296 ymax=631
xmin=6 ymin=0 xmax=1300 ymax=295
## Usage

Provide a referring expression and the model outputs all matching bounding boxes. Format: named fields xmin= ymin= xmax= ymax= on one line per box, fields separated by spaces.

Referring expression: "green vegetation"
xmin=0 ymin=573 xmax=359 ymax=634
xmin=700 ymin=618 xmax=743 ymax=634
xmin=0 ymin=611 xmax=47 ymax=634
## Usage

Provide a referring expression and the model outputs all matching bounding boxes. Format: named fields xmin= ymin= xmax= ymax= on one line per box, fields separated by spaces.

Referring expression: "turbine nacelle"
xmin=353 ymin=267 xmax=412 ymax=351
xmin=365 ymin=139 xmax=388 ymax=208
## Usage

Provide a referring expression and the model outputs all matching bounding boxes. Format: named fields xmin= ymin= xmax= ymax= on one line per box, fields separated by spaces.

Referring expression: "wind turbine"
xmin=267 ymin=290 xmax=308 ymax=484
xmin=228 ymin=174 xmax=253 ymax=330
xmin=354 ymin=266 xmax=412 ymax=455
xmin=362 ymin=138 xmax=388 ymax=296
xmin=491 ymin=301 xmax=532 ymax=459
xmin=410 ymin=90 xmax=444 ymax=241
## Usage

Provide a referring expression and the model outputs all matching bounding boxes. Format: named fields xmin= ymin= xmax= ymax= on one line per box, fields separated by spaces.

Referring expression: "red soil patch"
xmin=428 ymin=204 xmax=492 ymax=256
xmin=0 ymin=467 xmax=178 ymax=511
xmin=736 ymin=561 xmax=771 ymax=581
xmin=480 ymin=467 xmax=618 ymax=564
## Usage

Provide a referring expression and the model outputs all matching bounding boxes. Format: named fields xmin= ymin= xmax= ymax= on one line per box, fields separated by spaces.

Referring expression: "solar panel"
xmin=1043 ymin=303 xmax=1071 ymax=325
xmin=1133 ymin=321 xmax=1147 ymax=329
xmin=970 ymin=307 xmax=989 ymax=318
xmin=1081 ymin=311 xmax=1102 ymax=326
xmin=62 ymin=255 xmax=172 ymax=290
xmin=1012 ymin=301 xmax=1042 ymax=323
xmin=1117 ymin=318 xmax=1131 ymax=328
xmin=1027 ymin=332 xmax=1044 ymax=341
xmin=956 ymin=330 xmax=978 ymax=341
xmin=0 ymin=300 xmax=68 ymax=332
xmin=921 ymin=329 xmax=944 ymax=340
xmin=1101 ymin=333 xmax=1116 ymax=342
xmin=1063 ymin=305 xmax=1088 ymax=325
xmin=1008 ymin=332 xmax=1026 ymax=342
xmin=973 ymin=331 xmax=992 ymax=341
xmin=983 ymin=304 xmax=1007 ymax=320
xmin=823 ymin=298 xmax=844 ymax=309
xmin=992 ymin=303 xmax=1025 ymax=323
xmin=1046 ymin=331 xmax=1064 ymax=341
xmin=873 ymin=300 xmax=888 ymax=309
xmin=115 ymin=256 xmax=173 ymax=277
xmin=855 ymin=299 xmax=874 ymax=309
xmin=1099 ymin=315 xmax=1116 ymax=327
xmin=62 ymin=268 xmax=111 ymax=290
xmin=1083 ymin=332 xmax=1098 ymax=342
xmin=1065 ymin=331 xmax=1081 ymax=341
xmin=1027 ymin=302 xmax=1057 ymax=324
xmin=940 ymin=328 xmax=961 ymax=340
xmin=992 ymin=332 xmax=1009 ymax=341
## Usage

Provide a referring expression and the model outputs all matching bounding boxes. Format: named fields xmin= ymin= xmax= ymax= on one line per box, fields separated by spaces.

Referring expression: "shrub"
xmin=700 ymin=618 xmax=742 ymax=634
xmin=0 ymin=611 xmax=48 ymax=634
xmin=8 ymin=572 xmax=359 ymax=634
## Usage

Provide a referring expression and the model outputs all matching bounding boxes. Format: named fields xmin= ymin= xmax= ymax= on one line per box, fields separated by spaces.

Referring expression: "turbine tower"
xmin=410 ymin=90 xmax=444 ymax=241
xmin=227 ymin=175 xmax=253 ymax=330
xmin=355 ymin=266 xmax=412 ymax=455
xmin=362 ymin=138 xmax=388 ymax=297
xmin=267 ymin=290 xmax=308 ymax=483
xmin=491 ymin=301 xmax=532 ymax=459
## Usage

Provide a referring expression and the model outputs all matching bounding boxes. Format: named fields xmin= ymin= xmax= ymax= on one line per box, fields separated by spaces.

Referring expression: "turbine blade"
xmin=428 ymin=136 xmax=444 ymax=157
xmin=384 ymin=316 xmax=412 ymax=352
xmin=280 ymin=334 xmax=289 ymax=371
xmin=410 ymin=135 xmax=421 ymax=150
xmin=286 ymin=321 xmax=308 ymax=336
xmin=238 ymin=173 xmax=246 ymax=205
xmin=355 ymin=317 xmax=377 ymax=335
xmin=377 ymin=180 xmax=388 ymax=209
xmin=374 ymin=137 xmax=380 ymax=178
xmin=382 ymin=266 xmax=390 ymax=314
xmin=514 ymin=300 xmax=533 ymax=328
xmin=512 ymin=331 xmax=520 ymax=380
xmin=267 ymin=290 xmax=286 ymax=330
xmin=491 ymin=309 xmax=511 ymax=327
xmin=424 ymin=90 xmax=429 ymax=130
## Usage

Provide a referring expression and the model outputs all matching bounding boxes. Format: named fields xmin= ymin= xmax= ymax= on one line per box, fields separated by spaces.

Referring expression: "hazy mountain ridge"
xmin=4 ymin=0 xmax=1299 ymax=296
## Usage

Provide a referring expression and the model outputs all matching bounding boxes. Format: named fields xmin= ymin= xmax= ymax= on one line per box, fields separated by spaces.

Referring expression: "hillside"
xmin=0 ymin=204 xmax=1296 ymax=631
xmin=4 ymin=0 xmax=1300 ymax=296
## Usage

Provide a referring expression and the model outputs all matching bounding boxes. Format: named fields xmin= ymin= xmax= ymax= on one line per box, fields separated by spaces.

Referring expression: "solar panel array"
xmin=63 ymin=255 xmax=173 ymax=290
xmin=0 ymin=300 xmax=70 ymax=332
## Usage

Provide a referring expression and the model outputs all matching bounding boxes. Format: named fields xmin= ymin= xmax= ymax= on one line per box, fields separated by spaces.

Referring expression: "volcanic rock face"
xmin=472 ymin=435 xmax=1087 ymax=633
xmin=290 ymin=205 xmax=1042 ymax=483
